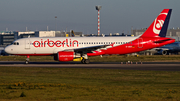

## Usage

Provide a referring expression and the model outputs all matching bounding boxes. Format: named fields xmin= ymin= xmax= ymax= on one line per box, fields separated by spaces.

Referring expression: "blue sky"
xmin=0 ymin=0 xmax=179 ymax=34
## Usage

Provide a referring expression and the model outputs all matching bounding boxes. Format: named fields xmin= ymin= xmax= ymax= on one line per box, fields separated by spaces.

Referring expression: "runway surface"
xmin=0 ymin=61 xmax=180 ymax=71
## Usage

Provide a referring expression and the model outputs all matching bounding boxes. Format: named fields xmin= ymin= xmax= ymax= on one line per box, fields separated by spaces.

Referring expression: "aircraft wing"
xmin=146 ymin=47 xmax=170 ymax=53
xmin=62 ymin=44 xmax=111 ymax=53
xmin=74 ymin=44 xmax=110 ymax=53
xmin=154 ymin=48 xmax=170 ymax=51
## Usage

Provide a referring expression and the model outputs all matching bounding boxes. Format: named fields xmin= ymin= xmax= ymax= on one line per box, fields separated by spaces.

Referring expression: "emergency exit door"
xmin=25 ymin=39 xmax=30 ymax=49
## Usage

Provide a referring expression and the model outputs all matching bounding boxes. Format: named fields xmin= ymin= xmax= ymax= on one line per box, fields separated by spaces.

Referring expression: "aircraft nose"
xmin=4 ymin=46 xmax=12 ymax=54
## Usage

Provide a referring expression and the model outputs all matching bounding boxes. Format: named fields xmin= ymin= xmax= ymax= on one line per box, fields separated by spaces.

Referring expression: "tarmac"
xmin=0 ymin=61 xmax=180 ymax=71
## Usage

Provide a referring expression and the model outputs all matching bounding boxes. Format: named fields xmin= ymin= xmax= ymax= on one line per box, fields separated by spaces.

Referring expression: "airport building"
xmin=131 ymin=28 xmax=180 ymax=41
xmin=0 ymin=32 xmax=16 ymax=47
xmin=35 ymin=31 xmax=55 ymax=37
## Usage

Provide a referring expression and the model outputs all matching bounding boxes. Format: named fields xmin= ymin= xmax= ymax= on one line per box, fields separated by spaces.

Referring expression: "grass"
xmin=1 ymin=55 xmax=180 ymax=62
xmin=0 ymin=67 xmax=180 ymax=100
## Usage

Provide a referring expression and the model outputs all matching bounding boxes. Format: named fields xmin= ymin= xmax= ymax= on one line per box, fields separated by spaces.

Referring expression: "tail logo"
xmin=153 ymin=13 xmax=167 ymax=34
xmin=156 ymin=20 xmax=164 ymax=28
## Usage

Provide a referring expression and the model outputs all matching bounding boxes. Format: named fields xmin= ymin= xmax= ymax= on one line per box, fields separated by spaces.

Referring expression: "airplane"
xmin=5 ymin=9 xmax=175 ymax=64
xmin=152 ymin=42 xmax=180 ymax=55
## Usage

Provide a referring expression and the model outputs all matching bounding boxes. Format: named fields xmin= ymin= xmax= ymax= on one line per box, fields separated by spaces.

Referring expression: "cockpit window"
xmin=12 ymin=42 xmax=19 ymax=45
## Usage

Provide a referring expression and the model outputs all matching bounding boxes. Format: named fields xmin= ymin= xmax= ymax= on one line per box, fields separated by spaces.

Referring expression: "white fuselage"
xmin=5 ymin=36 xmax=138 ymax=55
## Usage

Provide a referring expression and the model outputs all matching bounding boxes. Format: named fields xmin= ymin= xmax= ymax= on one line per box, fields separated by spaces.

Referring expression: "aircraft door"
xmin=25 ymin=39 xmax=30 ymax=49
xmin=138 ymin=38 xmax=143 ymax=48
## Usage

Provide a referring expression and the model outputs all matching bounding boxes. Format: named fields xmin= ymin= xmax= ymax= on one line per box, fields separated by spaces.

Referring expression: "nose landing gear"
xmin=25 ymin=56 xmax=30 ymax=64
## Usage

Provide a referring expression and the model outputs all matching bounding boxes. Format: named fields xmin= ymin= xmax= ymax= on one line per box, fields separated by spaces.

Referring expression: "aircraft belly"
xmin=34 ymin=47 xmax=53 ymax=54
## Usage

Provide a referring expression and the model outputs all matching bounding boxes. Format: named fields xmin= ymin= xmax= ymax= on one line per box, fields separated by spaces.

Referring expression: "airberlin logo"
xmin=33 ymin=39 xmax=78 ymax=48
xmin=153 ymin=13 xmax=167 ymax=34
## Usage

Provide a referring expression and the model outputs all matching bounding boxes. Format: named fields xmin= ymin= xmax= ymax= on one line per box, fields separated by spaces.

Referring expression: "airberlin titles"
xmin=33 ymin=39 xmax=79 ymax=48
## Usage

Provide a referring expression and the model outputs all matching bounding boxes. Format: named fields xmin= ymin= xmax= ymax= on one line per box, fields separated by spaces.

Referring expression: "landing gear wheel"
xmin=84 ymin=59 xmax=90 ymax=64
xmin=25 ymin=60 xmax=29 ymax=64
xmin=81 ymin=59 xmax=85 ymax=64
xmin=81 ymin=59 xmax=90 ymax=64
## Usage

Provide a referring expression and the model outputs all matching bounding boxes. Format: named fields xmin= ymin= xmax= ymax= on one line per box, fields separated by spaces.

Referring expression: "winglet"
xmin=140 ymin=9 xmax=172 ymax=38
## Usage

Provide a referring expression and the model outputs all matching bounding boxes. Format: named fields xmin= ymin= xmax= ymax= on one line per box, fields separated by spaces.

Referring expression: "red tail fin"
xmin=140 ymin=9 xmax=172 ymax=38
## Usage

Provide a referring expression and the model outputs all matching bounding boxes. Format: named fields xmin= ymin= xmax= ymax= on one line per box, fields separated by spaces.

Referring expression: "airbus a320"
xmin=5 ymin=9 xmax=175 ymax=64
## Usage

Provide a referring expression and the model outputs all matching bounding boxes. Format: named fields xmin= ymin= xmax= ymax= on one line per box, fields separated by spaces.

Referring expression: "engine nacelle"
xmin=158 ymin=50 xmax=168 ymax=55
xmin=58 ymin=51 xmax=74 ymax=61
xmin=54 ymin=51 xmax=81 ymax=62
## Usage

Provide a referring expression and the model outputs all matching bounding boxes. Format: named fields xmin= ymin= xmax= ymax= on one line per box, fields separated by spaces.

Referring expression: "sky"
xmin=0 ymin=0 xmax=180 ymax=35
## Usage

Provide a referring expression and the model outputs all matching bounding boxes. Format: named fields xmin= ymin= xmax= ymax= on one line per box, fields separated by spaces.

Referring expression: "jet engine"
xmin=54 ymin=51 xmax=81 ymax=61
xmin=162 ymin=50 xmax=168 ymax=55
xmin=158 ymin=50 xmax=168 ymax=55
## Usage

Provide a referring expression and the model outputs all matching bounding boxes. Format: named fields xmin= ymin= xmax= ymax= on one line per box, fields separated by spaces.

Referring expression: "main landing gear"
xmin=81 ymin=58 xmax=90 ymax=64
xmin=25 ymin=56 xmax=30 ymax=64
xmin=81 ymin=54 xmax=90 ymax=64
